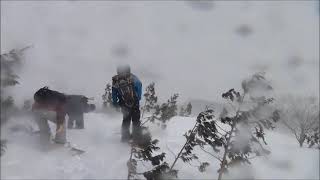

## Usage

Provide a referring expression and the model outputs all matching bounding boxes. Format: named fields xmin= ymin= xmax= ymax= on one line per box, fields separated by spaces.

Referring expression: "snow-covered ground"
xmin=1 ymin=112 xmax=319 ymax=179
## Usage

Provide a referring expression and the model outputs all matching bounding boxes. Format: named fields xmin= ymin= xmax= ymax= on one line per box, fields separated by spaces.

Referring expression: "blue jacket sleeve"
xmin=133 ymin=76 xmax=142 ymax=101
xmin=112 ymin=87 xmax=119 ymax=105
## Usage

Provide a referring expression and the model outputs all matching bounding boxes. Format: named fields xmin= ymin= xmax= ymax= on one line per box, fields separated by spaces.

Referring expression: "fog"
xmin=1 ymin=1 xmax=319 ymax=106
xmin=1 ymin=2 xmax=319 ymax=179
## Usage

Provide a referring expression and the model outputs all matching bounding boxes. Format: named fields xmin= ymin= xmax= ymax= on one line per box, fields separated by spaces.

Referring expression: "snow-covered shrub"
xmin=141 ymin=82 xmax=158 ymax=118
xmin=216 ymin=83 xmax=278 ymax=180
xmin=306 ymin=127 xmax=320 ymax=149
xmin=144 ymin=93 xmax=179 ymax=129
xmin=127 ymin=126 xmax=177 ymax=180
xmin=102 ymin=83 xmax=112 ymax=108
xmin=102 ymin=83 xmax=119 ymax=112
xmin=1 ymin=46 xmax=31 ymax=156
xmin=169 ymin=72 xmax=279 ymax=180
xmin=1 ymin=46 xmax=32 ymax=121
xmin=278 ymin=95 xmax=319 ymax=147
xmin=23 ymin=99 xmax=32 ymax=111
xmin=0 ymin=140 xmax=7 ymax=157
xmin=0 ymin=96 xmax=17 ymax=123
xmin=179 ymin=102 xmax=192 ymax=117
xmin=1 ymin=52 xmax=19 ymax=123
xmin=168 ymin=109 xmax=214 ymax=173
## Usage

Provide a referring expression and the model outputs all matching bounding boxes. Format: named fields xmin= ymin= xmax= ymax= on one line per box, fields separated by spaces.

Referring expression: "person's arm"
xmin=112 ymin=87 xmax=120 ymax=106
xmin=134 ymin=76 xmax=142 ymax=101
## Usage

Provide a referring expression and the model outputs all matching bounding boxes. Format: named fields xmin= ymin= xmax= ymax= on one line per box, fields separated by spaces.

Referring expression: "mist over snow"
xmin=1 ymin=1 xmax=319 ymax=106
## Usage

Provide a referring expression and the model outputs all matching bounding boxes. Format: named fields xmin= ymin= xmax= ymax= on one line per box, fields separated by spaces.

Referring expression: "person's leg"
xmin=33 ymin=110 xmax=51 ymax=145
xmin=54 ymin=121 xmax=66 ymax=144
xmin=121 ymin=107 xmax=131 ymax=142
xmin=67 ymin=113 xmax=75 ymax=129
xmin=75 ymin=113 xmax=84 ymax=129
xmin=47 ymin=112 xmax=66 ymax=144
xmin=131 ymin=106 xmax=141 ymax=138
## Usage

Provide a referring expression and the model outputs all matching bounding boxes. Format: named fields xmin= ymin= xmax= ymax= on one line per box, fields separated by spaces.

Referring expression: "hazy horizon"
xmin=1 ymin=1 xmax=319 ymax=107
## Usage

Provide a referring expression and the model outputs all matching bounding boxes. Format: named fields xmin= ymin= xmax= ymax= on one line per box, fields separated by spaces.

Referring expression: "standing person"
xmin=112 ymin=65 xmax=142 ymax=142
xmin=32 ymin=87 xmax=67 ymax=145
xmin=66 ymin=95 xmax=96 ymax=129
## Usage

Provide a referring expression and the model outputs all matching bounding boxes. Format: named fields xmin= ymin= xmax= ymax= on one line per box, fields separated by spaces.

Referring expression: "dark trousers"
xmin=121 ymin=106 xmax=141 ymax=139
xmin=68 ymin=112 xmax=84 ymax=129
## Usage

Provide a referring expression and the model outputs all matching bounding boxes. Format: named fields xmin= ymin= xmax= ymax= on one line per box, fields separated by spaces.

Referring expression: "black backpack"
xmin=34 ymin=86 xmax=66 ymax=104
xmin=113 ymin=74 xmax=137 ymax=107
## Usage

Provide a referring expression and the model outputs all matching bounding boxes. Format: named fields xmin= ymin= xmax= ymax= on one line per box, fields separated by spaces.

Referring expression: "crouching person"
xmin=112 ymin=65 xmax=142 ymax=142
xmin=66 ymin=95 xmax=96 ymax=129
xmin=32 ymin=87 xmax=67 ymax=145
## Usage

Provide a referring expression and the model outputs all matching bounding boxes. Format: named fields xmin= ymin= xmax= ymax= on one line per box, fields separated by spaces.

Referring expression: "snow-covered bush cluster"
xmin=277 ymin=95 xmax=319 ymax=148
xmin=1 ymin=46 xmax=32 ymax=156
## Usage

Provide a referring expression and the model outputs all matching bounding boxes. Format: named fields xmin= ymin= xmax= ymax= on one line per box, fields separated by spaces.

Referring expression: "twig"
xmin=169 ymin=122 xmax=199 ymax=171
xmin=215 ymin=123 xmax=229 ymax=134
xmin=251 ymin=135 xmax=269 ymax=155
xmin=199 ymin=146 xmax=222 ymax=162
xmin=187 ymin=161 xmax=199 ymax=168
xmin=166 ymin=143 xmax=177 ymax=159
xmin=141 ymin=118 xmax=151 ymax=126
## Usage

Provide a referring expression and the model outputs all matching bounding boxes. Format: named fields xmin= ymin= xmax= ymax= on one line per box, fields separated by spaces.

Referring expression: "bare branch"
xmin=199 ymin=145 xmax=222 ymax=162
xmin=187 ymin=161 xmax=199 ymax=168
xmin=215 ymin=123 xmax=229 ymax=134
xmin=166 ymin=143 xmax=177 ymax=159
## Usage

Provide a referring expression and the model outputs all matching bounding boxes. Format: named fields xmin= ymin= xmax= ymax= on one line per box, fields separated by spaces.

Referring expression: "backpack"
xmin=34 ymin=86 xmax=66 ymax=104
xmin=113 ymin=74 xmax=137 ymax=107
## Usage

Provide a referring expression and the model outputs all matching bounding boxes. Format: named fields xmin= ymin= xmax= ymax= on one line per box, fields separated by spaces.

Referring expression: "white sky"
xmin=1 ymin=1 xmax=319 ymax=106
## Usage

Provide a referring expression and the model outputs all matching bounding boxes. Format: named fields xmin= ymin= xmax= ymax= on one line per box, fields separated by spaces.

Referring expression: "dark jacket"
xmin=32 ymin=88 xmax=67 ymax=125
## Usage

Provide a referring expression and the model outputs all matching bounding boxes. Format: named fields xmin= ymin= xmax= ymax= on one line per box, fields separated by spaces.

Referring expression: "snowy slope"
xmin=1 ymin=112 xmax=319 ymax=179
